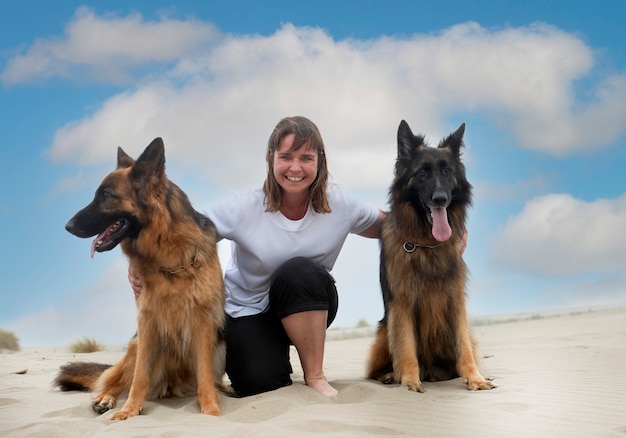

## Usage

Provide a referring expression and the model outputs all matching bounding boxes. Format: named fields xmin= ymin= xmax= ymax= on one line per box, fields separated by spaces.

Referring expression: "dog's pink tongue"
xmin=90 ymin=230 xmax=108 ymax=259
xmin=430 ymin=207 xmax=452 ymax=242
xmin=90 ymin=238 xmax=98 ymax=259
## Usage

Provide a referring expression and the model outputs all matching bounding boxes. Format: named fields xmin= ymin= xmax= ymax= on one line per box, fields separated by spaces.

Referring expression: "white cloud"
xmin=490 ymin=193 xmax=626 ymax=276
xmin=1 ymin=6 xmax=218 ymax=85
xmin=11 ymin=14 xmax=618 ymax=175
xmin=20 ymin=17 xmax=619 ymax=194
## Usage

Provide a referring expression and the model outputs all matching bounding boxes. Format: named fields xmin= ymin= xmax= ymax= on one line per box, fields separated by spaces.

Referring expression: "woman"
xmin=132 ymin=116 xmax=384 ymax=397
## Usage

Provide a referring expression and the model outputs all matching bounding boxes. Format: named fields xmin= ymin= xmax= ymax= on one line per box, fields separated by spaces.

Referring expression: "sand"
xmin=1 ymin=308 xmax=625 ymax=437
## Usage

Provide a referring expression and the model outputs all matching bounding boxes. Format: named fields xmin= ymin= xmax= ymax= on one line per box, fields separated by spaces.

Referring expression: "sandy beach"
xmin=1 ymin=307 xmax=625 ymax=437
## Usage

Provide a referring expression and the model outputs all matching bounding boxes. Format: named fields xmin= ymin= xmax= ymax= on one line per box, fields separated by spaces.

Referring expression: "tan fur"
xmin=56 ymin=139 xmax=227 ymax=419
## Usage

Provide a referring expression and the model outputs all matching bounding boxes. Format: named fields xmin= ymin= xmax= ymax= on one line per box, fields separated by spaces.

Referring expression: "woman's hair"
xmin=263 ymin=116 xmax=331 ymax=213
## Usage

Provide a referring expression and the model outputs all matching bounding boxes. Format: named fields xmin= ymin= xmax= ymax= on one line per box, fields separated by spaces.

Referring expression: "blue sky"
xmin=1 ymin=1 xmax=625 ymax=347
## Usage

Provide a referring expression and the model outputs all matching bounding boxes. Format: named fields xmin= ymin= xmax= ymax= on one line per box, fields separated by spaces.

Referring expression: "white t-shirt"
xmin=207 ymin=185 xmax=379 ymax=318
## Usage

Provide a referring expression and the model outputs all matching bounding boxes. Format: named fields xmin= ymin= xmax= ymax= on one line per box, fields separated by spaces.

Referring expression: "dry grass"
xmin=0 ymin=328 xmax=20 ymax=351
xmin=70 ymin=337 xmax=104 ymax=353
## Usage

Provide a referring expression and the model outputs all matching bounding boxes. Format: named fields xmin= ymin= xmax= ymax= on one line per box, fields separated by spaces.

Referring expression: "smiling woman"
xmin=184 ymin=115 xmax=385 ymax=398
xmin=264 ymin=116 xmax=330 ymax=218
xmin=273 ymin=141 xmax=318 ymax=220
xmin=273 ymin=140 xmax=318 ymax=209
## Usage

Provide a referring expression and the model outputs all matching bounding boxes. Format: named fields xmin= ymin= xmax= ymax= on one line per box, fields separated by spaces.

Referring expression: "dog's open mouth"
xmin=90 ymin=219 xmax=131 ymax=258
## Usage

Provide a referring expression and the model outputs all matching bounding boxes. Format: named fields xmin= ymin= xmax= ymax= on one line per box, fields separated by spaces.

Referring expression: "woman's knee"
xmin=271 ymin=258 xmax=330 ymax=297
xmin=273 ymin=257 xmax=325 ymax=283
xmin=269 ymin=257 xmax=338 ymax=324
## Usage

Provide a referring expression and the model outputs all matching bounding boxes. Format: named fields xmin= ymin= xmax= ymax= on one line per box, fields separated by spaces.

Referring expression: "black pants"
xmin=223 ymin=257 xmax=338 ymax=397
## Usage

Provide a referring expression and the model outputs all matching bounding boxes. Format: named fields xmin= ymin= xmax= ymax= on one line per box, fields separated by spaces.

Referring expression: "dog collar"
xmin=403 ymin=241 xmax=441 ymax=252
xmin=161 ymin=245 xmax=201 ymax=274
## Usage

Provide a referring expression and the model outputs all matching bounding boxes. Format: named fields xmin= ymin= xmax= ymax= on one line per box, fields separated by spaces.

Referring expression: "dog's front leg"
xmin=195 ymin=322 xmax=221 ymax=416
xmin=455 ymin=311 xmax=495 ymax=391
xmin=109 ymin=322 xmax=153 ymax=420
xmin=388 ymin=307 xmax=423 ymax=392
xmin=92 ymin=337 xmax=138 ymax=414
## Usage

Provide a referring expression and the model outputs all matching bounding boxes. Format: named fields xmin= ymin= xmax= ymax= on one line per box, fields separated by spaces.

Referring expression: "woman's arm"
xmin=357 ymin=210 xmax=387 ymax=238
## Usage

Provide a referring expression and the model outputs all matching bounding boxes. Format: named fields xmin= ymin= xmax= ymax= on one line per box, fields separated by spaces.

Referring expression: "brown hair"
xmin=263 ymin=116 xmax=331 ymax=213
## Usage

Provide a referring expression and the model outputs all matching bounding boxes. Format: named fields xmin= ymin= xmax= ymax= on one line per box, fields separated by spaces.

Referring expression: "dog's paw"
xmin=92 ymin=394 xmax=116 ymax=415
xmin=379 ymin=372 xmax=397 ymax=385
xmin=109 ymin=405 xmax=143 ymax=421
xmin=466 ymin=376 xmax=496 ymax=391
xmin=198 ymin=390 xmax=221 ymax=415
xmin=404 ymin=381 xmax=424 ymax=393
xmin=200 ymin=402 xmax=221 ymax=416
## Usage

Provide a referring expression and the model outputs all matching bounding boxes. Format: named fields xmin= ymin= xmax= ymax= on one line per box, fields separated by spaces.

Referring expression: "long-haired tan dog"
xmin=56 ymin=138 xmax=226 ymax=419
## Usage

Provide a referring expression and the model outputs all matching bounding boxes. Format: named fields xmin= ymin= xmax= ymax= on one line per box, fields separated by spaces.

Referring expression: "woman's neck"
xmin=280 ymin=194 xmax=309 ymax=220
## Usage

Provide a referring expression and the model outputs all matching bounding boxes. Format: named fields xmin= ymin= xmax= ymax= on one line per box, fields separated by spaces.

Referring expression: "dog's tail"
xmin=54 ymin=362 xmax=111 ymax=391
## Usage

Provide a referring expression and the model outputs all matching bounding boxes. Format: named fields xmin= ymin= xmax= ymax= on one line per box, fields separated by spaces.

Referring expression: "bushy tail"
xmin=54 ymin=362 xmax=111 ymax=391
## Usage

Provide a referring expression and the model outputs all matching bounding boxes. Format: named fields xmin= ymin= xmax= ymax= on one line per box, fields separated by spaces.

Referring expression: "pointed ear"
xmin=397 ymin=120 xmax=426 ymax=158
xmin=132 ymin=137 xmax=165 ymax=184
xmin=397 ymin=120 xmax=417 ymax=158
xmin=440 ymin=123 xmax=465 ymax=155
xmin=117 ymin=147 xmax=135 ymax=168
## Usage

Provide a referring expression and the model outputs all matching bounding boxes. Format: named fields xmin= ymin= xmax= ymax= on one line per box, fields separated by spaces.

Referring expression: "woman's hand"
xmin=128 ymin=266 xmax=144 ymax=299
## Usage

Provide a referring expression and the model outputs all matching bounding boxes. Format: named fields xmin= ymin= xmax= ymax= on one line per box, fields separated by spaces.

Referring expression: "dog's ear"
xmin=441 ymin=123 xmax=465 ymax=156
xmin=117 ymin=147 xmax=135 ymax=169
xmin=397 ymin=120 xmax=424 ymax=158
xmin=133 ymin=138 xmax=166 ymax=183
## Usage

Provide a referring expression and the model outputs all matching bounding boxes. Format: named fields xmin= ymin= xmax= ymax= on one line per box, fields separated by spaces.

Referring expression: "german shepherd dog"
xmin=366 ymin=120 xmax=495 ymax=393
xmin=55 ymin=138 xmax=226 ymax=419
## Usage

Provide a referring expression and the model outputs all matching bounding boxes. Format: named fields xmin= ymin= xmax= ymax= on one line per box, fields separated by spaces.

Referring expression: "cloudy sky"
xmin=1 ymin=1 xmax=625 ymax=347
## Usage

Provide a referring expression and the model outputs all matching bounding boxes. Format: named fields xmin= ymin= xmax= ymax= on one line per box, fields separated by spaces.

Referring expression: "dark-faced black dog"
xmin=366 ymin=120 xmax=495 ymax=393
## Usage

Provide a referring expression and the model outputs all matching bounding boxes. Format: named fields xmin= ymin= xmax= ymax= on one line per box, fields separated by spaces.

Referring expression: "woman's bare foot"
xmin=305 ymin=376 xmax=338 ymax=397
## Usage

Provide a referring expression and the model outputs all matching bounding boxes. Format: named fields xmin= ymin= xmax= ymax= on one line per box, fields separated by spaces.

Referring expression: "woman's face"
xmin=273 ymin=133 xmax=318 ymax=197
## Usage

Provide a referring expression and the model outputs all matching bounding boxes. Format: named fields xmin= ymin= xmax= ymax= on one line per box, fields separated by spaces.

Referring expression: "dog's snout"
xmin=65 ymin=217 xmax=88 ymax=237
xmin=432 ymin=191 xmax=448 ymax=207
xmin=65 ymin=220 xmax=75 ymax=233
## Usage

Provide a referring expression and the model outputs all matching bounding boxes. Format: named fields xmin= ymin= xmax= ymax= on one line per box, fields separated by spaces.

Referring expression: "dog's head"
xmin=65 ymin=137 xmax=166 ymax=257
xmin=391 ymin=120 xmax=471 ymax=242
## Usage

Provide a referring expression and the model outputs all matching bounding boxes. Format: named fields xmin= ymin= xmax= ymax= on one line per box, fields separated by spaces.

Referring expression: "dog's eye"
xmin=443 ymin=167 xmax=452 ymax=175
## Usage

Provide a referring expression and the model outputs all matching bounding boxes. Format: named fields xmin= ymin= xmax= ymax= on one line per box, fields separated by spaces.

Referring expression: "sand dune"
xmin=1 ymin=308 xmax=625 ymax=437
